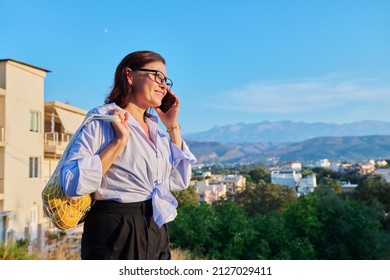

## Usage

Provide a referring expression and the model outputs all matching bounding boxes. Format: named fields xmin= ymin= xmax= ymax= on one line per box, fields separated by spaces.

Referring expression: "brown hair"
xmin=105 ymin=50 xmax=166 ymax=108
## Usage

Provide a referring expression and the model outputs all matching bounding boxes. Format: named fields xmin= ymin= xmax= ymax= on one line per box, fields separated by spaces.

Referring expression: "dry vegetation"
xmin=38 ymin=238 xmax=191 ymax=260
xmin=2 ymin=232 xmax=193 ymax=260
xmin=39 ymin=242 xmax=81 ymax=260
xmin=39 ymin=246 xmax=191 ymax=260
xmin=170 ymin=248 xmax=192 ymax=260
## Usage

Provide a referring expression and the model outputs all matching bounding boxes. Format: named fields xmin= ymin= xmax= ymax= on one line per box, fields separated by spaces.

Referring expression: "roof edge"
xmin=45 ymin=100 xmax=88 ymax=115
xmin=0 ymin=58 xmax=51 ymax=73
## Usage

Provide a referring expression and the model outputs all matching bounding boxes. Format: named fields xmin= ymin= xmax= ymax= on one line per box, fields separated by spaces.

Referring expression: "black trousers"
xmin=81 ymin=199 xmax=171 ymax=260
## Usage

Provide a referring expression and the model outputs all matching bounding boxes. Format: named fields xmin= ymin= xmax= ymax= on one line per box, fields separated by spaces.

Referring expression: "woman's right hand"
xmin=110 ymin=109 xmax=130 ymax=145
xmin=100 ymin=109 xmax=130 ymax=175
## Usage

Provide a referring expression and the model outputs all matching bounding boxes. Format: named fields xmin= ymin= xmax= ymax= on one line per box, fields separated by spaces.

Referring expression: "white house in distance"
xmin=270 ymin=162 xmax=302 ymax=188
xmin=314 ymin=158 xmax=331 ymax=168
xmin=271 ymin=169 xmax=302 ymax=188
xmin=0 ymin=59 xmax=86 ymax=250
xmin=271 ymin=161 xmax=317 ymax=195
xmin=374 ymin=168 xmax=390 ymax=183
xmin=296 ymin=174 xmax=317 ymax=195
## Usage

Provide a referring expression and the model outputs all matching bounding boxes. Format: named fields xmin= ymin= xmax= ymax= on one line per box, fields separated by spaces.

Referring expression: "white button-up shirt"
xmin=60 ymin=103 xmax=197 ymax=227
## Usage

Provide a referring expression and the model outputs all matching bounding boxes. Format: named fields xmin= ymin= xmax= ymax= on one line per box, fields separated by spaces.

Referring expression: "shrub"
xmin=0 ymin=240 xmax=36 ymax=260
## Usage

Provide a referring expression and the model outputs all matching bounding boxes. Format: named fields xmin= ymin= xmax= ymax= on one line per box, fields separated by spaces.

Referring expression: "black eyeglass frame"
xmin=131 ymin=68 xmax=173 ymax=89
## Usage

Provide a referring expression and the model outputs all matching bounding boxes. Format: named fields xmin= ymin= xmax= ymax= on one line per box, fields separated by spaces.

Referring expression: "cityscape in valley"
xmin=191 ymin=155 xmax=390 ymax=203
xmin=1 ymin=59 xmax=390 ymax=260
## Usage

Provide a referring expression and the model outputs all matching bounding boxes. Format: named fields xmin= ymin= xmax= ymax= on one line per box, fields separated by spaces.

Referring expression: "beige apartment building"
xmin=195 ymin=172 xmax=246 ymax=203
xmin=0 ymin=59 xmax=86 ymax=248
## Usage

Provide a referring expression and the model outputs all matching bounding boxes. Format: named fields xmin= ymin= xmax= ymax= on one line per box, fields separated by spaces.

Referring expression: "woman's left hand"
xmin=155 ymin=90 xmax=183 ymax=148
xmin=155 ymin=90 xmax=180 ymax=128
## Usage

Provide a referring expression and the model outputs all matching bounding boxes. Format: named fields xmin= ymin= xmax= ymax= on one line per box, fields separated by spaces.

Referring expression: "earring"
xmin=126 ymin=68 xmax=133 ymax=85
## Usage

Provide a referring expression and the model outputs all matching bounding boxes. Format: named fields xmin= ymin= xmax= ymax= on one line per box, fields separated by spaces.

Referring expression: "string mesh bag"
xmin=42 ymin=113 xmax=120 ymax=230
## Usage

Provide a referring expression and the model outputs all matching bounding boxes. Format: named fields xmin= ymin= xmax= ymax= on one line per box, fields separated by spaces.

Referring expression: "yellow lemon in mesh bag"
xmin=42 ymin=180 xmax=61 ymax=201
xmin=51 ymin=196 xmax=91 ymax=229
xmin=69 ymin=195 xmax=92 ymax=211
xmin=42 ymin=171 xmax=92 ymax=229
xmin=53 ymin=204 xmax=83 ymax=229
xmin=47 ymin=197 xmax=65 ymax=210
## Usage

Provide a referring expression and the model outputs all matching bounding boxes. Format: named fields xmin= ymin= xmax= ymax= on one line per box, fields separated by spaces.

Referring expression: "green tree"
xmin=318 ymin=177 xmax=342 ymax=193
xmin=312 ymin=167 xmax=340 ymax=183
xmin=353 ymin=174 xmax=390 ymax=212
xmin=170 ymin=201 xmax=254 ymax=260
xmin=284 ymin=186 xmax=390 ymax=259
xmin=173 ymin=186 xmax=198 ymax=207
xmin=169 ymin=203 xmax=217 ymax=258
xmin=338 ymin=169 xmax=361 ymax=185
xmin=235 ymin=182 xmax=296 ymax=215
xmin=170 ymin=176 xmax=390 ymax=260
xmin=207 ymin=201 xmax=251 ymax=259
xmin=248 ymin=168 xmax=271 ymax=183
xmin=351 ymin=174 xmax=390 ymax=232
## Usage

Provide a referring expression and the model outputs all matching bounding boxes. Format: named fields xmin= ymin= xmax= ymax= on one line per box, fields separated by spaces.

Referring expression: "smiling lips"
xmin=156 ymin=91 xmax=165 ymax=98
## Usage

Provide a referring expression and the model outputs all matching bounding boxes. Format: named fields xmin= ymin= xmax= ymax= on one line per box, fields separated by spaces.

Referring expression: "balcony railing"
xmin=44 ymin=132 xmax=72 ymax=155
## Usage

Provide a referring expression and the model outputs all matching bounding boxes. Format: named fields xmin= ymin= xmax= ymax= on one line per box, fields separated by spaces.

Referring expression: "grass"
xmin=1 ymin=237 xmax=193 ymax=260
xmin=0 ymin=240 xmax=36 ymax=260
xmin=40 ymin=246 xmax=192 ymax=260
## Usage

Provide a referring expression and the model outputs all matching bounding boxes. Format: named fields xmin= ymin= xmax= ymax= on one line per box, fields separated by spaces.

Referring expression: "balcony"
xmin=44 ymin=132 xmax=72 ymax=156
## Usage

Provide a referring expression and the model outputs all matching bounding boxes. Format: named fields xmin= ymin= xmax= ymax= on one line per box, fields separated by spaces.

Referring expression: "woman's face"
xmin=130 ymin=61 xmax=169 ymax=109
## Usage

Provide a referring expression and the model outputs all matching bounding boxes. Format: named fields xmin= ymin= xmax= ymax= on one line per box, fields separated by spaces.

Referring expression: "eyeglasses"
xmin=132 ymin=68 xmax=173 ymax=89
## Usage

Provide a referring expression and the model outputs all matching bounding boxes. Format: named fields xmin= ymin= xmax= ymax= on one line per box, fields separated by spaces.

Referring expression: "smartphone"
xmin=159 ymin=91 xmax=176 ymax=113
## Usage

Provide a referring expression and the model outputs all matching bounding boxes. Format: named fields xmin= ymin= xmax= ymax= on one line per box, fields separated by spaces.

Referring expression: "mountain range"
xmin=184 ymin=120 xmax=390 ymax=143
xmin=184 ymin=120 xmax=390 ymax=164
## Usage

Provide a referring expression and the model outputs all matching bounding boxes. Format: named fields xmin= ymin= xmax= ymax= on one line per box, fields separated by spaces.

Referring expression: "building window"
xmin=30 ymin=111 xmax=40 ymax=132
xmin=29 ymin=157 xmax=40 ymax=178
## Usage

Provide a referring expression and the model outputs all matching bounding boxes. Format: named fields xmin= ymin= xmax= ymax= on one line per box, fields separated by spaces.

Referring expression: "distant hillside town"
xmin=191 ymin=158 xmax=390 ymax=203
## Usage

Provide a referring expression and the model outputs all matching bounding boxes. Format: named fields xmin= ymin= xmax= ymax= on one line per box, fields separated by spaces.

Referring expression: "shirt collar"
xmin=124 ymin=108 xmax=159 ymax=131
xmin=110 ymin=103 xmax=159 ymax=128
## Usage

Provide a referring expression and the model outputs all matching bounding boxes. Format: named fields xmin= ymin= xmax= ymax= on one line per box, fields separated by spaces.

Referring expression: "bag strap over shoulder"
xmin=83 ymin=113 xmax=121 ymax=126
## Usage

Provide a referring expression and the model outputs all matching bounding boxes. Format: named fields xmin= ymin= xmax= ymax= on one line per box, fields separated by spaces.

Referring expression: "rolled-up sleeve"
xmin=61 ymin=155 xmax=103 ymax=197
xmin=169 ymin=140 xmax=197 ymax=191
xmin=60 ymin=114 xmax=104 ymax=198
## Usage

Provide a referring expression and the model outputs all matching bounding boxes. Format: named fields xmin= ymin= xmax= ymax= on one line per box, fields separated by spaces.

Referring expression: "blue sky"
xmin=1 ymin=0 xmax=389 ymax=133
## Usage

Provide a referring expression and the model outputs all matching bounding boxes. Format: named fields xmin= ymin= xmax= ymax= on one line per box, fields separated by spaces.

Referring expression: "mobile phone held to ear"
xmin=159 ymin=91 xmax=176 ymax=113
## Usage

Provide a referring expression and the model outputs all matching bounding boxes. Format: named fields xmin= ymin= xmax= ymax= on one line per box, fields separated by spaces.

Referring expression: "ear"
xmin=126 ymin=68 xmax=133 ymax=85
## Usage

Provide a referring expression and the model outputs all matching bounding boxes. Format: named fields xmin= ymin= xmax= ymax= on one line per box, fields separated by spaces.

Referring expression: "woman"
xmin=60 ymin=50 xmax=197 ymax=260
